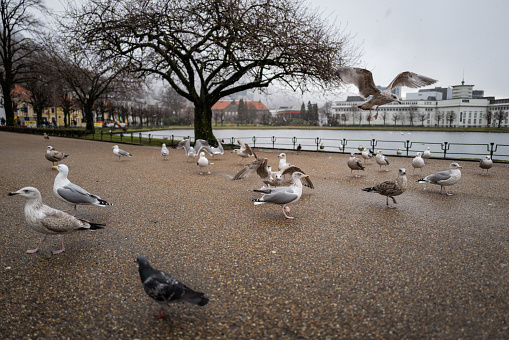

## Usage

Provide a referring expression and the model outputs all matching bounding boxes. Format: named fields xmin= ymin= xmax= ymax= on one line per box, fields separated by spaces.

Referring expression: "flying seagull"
xmin=177 ymin=138 xmax=210 ymax=162
xmin=347 ymin=152 xmax=365 ymax=177
xmin=417 ymin=162 xmax=462 ymax=195
xmin=112 ymin=145 xmax=132 ymax=161
xmin=375 ymin=150 xmax=390 ymax=171
xmin=136 ymin=255 xmax=209 ymax=319
xmin=479 ymin=156 xmax=493 ymax=175
xmin=200 ymin=140 xmax=224 ymax=157
xmin=52 ymin=164 xmax=112 ymax=216
xmin=45 ymin=146 xmax=69 ymax=166
xmin=362 ymin=168 xmax=408 ymax=208
xmin=8 ymin=187 xmax=105 ymax=255
xmin=251 ymin=171 xmax=309 ymax=219
xmin=161 ymin=144 xmax=169 ymax=160
xmin=336 ymin=67 xmax=437 ymax=119
xmin=232 ymin=139 xmax=255 ymax=164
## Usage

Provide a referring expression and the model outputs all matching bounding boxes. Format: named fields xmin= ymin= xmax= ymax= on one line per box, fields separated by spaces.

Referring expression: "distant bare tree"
xmin=379 ymin=111 xmax=388 ymax=126
xmin=341 ymin=113 xmax=349 ymax=125
xmin=446 ymin=111 xmax=457 ymax=127
xmin=418 ymin=113 xmax=427 ymax=126
xmin=391 ymin=113 xmax=401 ymax=125
xmin=408 ymin=106 xmax=418 ymax=126
xmin=434 ymin=111 xmax=444 ymax=127
xmin=493 ymin=109 xmax=508 ymax=128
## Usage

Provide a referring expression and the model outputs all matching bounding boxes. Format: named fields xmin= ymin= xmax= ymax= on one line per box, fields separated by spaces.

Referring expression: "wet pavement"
xmin=0 ymin=131 xmax=508 ymax=339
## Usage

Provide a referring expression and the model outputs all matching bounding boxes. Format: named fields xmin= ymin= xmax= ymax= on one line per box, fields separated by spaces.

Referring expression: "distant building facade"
xmin=212 ymin=100 xmax=270 ymax=124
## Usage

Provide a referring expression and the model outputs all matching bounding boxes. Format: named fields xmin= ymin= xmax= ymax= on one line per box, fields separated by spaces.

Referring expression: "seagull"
xmin=479 ymin=156 xmax=493 ymax=175
xmin=361 ymin=149 xmax=372 ymax=163
xmin=278 ymin=153 xmax=291 ymax=171
xmin=52 ymin=164 xmax=112 ymax=216
xmin=45 ymin=146 xmax=69 ymax=166
xmin=358 ymin=145 xmax=365 ymax=152
xmin=417 ymin=162 xmax=462 ymax=195
xmin=319 ymin=143 xmax=325 ymax=150
xmin=362 ymin=168 xmax=408 ymax=208
xmin=43 ymin=133 xmax=49 ymax=139
xmin=336 ymin=67 xmax=437 ymax=119
xmin=347 ymin=152 xmax=365 ymax=177
xmin=411 ymin=152 xmax=425 ymax=174
xmin=112 ymin=145 xmax=132 ymax=161
xmin=375 ymin=150 xmax=390 ymax=171
xmin=422 ymin=147 xmax=431 ymax=162
xmin=200 ymin=140 xmax=224 ymax=157
xmin=176 ymin=138 xmax=200 ymax=162
xmin=136 ymin=255 xmax=209 ymax=319
xmin=8 ymin=187 xmax=105 ymax=255
xmin=161 ymin=144 xmax=169 ymax=160
xmin=251 ymin=172 xmax=309 ymax=219
xmin=197 ymin=151 xmax=211 ymax=174
xmin=231 ymin=139 xmax=255 ymax=164
xmin=233 ymin=157 xmax=314 ymax=188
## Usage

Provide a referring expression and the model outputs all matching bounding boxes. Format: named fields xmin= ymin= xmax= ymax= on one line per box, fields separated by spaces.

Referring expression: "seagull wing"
xmin=386 ymin=71 xmax=437 ymax=91
xmin=336 ymin=67 xmax=380 ymax=99
xmin=425 ymin=170 xmax=451 ymax=184
xmin=232 ymin=158 xmax=265 ymax=180
xmin=281 ymin=165 xmax=314 ymax=189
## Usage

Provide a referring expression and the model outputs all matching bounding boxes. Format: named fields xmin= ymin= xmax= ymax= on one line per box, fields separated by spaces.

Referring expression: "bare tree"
xmin=0 ymin=0 xmax=46 ymax=126
xmin=391 ymin=113 xmax=401 ymax=125
xmin=341 ymin=113 xmax=349 ymax=125
xmin=408 ymin=106 xmax=418 ymax=126
xmin=418 ymin=113 xmax=427 ymax=126
xmin=493 ymin=109 xmax=508 ymax=128
xmin=434 ymin=111 xmax=444 ymax=127
xmin=72 ymin=0 xmax=358 ymax=141
xmin=446 ymin=111 xmax=457 ymax=127
xmin=379 ymin=111 xmax=388 ymax=126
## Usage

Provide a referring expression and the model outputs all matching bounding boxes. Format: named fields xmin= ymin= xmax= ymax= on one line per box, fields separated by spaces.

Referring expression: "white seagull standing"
xmin=112 ymin=145 xmax=132 ymax=161
xmin=52 ymin=164 xmax=112 ymax=216
xmin=417 ymin=163 xmax=462 ymax=195
xmin=361 ymin=149 xmax=372 ymax=163
xmin=161 ymin=143 xmax=169 ymax=160
xmin=278 ymin=153 xmax=292 ymax=171
xmin=411 ymin=152 xmax=425 ymax=174
xmin=8 ymin=187 xmax=105 ymax=255
xmin=479 ymin=156 xmax=493 ymax=175
xmin=422 ymin=147 xmax=431 ymax=162
xmin=251 ymin=172 xmax=309 ymax=219
xmin=197 ymin=151 xmax=211 ymax=174
xmin=375 ymin=150 xmax=390 ymax=171
xmin=336 ymin=67 xmax=437 ymax=120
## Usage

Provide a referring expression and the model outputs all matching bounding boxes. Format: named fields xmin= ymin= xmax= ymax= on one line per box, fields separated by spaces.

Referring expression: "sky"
xmin=43 ymin=0 xmax=509 ymax=108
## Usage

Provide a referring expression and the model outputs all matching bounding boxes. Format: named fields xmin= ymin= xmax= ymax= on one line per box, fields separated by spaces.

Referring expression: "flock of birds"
xmin=8 ymin=66 xmax=497 ymax=318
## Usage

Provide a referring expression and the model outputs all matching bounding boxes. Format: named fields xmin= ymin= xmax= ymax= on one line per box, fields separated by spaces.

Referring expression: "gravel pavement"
xmin=0 ymin=131 xmax=508 ymax=339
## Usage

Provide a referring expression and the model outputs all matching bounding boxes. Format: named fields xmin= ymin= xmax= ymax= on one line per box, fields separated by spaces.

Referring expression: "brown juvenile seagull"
xmin=347 ymin=152 xmax=365 ymax=177
xmin=231 ymin=139 xmax=255 ymax=164
xmin=336 ymin=67 xmax=437 ymax=119
xmin=362 ymin=168 xmax=408 ymax=208
xmin=45 ymin=146 xmax=69 ymax=166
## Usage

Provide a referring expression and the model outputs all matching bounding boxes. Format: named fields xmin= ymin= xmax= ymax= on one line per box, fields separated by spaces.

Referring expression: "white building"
xmin=330 ymin=83 xmax=508 ymax=128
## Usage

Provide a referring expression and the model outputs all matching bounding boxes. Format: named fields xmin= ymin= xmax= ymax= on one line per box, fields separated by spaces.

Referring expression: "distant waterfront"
xmin=141 ymin=128 xmax=509 ymax=161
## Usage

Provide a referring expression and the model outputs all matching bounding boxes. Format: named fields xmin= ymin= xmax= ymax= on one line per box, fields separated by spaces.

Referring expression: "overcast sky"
xmin=44 ymin=0 xmax=509 ymax=108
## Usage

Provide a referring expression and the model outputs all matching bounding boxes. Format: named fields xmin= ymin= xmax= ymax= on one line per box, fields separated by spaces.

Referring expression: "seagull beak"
xmin=8 ymin=192 xmax=18 ymax=196
xmin=397 ymin=100 xmax=402 ymax=104
xmin=304 ymin=175 xmax=309 ymax=178
xmin=51 ymin=166 xmax=57 ymax=170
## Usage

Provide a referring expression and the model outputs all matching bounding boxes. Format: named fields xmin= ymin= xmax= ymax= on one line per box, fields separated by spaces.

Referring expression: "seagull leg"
xmin=52 ymin=236 xmax=66 ymax=255
xmin=385 ymin=196 xmax=396 ymax=209
xmin=374 ymin=107 xmax=379 ymax=119
xmin=282 ymin=206 xmax=294 ymax=219
xmin=26 ymin=236 xmax=47 ymax=254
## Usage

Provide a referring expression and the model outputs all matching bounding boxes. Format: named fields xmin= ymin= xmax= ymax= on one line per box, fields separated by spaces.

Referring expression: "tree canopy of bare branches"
xmin=0 ymin=0 xmax=45 ymax=126
xmin=69 ymin=0 xmax=357 ymax=141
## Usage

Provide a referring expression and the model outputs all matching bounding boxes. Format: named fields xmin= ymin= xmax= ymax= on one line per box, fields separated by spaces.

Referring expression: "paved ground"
xmin=0 ymin=131 xmax=508 ymax=339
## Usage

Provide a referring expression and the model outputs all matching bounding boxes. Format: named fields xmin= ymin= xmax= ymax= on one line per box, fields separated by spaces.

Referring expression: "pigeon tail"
xmin=179 ymin=290 xmax=209 ymax=306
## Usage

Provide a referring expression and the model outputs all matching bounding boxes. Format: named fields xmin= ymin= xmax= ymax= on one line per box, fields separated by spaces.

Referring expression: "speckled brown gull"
xmin=45 ymin=146 xmax=68 ymax=166
xmin=362 ymin=168 xmax=408 ymax=208
xmin=347 ymin=152 xmax=365 ymax=177
xmin=8 ymin=187 xmax=105 ymax=255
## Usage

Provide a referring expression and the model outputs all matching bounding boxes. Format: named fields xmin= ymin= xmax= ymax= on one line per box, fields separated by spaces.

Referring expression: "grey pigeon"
xmin=136 ymin=255 xmax=209 ymax=318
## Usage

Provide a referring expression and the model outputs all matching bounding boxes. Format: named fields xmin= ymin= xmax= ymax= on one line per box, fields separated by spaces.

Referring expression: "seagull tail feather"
xmin=78 ymin=219 xmax=106 ymax=230
xmin=97 ymin=199 xmax=112 ymax=206
xmin=416 ymin=178 xmax=428 ymax=183
xmin=362 ymin=187 xmax=378 ymax=193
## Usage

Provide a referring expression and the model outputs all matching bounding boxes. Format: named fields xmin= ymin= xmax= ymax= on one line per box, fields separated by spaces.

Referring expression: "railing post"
xmin=252 ymin=136 xmax=256 ymax=148
xmin=171 ymin=135 xmax=174 ymax=147
xmin=405 ymin=140 xmax=411 ymax=157
xmin=489 ymin=142 xmax=495 ymax=159
xmin=110 ymin=130 xmax=113 ymax=141
xmin=139 ymin=133 xmax=142 ymax=144
xmin=231 ymin=137 xmax=236 ymax=145
xmin=292 ymin=137 xmax=297 ymax=150
xmin=443 ymin=142 xmax=448 ymax=158
xmin=149 ymin=134 xmax=152 ymax=145
xmin=371 ymin=138 xmax=376 ymax=153
xmin=120 ymin=133 xmax=123 ymax=142
xmin=341 ymin=138 xmax=347 ymax=153
xmin=100 ymin=130 xmax=103 ymax=141
xmin=131 ymin=132 xmax=133 ymax=143
xmin=315 ymin=137 xmax=321 ymax=151
xmin=271 ymin=136 xmax=276 ymax=149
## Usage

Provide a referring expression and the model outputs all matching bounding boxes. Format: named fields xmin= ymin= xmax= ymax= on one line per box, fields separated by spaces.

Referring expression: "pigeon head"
xmin=136 ymin=255 xmax=154 ymax=280
xmin=8 ymin=187 xmax=41 ymax=200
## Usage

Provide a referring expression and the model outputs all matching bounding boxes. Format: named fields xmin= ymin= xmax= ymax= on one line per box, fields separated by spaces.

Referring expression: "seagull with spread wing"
xmin=336 ymin=67 xmax=437 ymax=119
xmin=232 ymin=139 xmax=255 ymax=164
